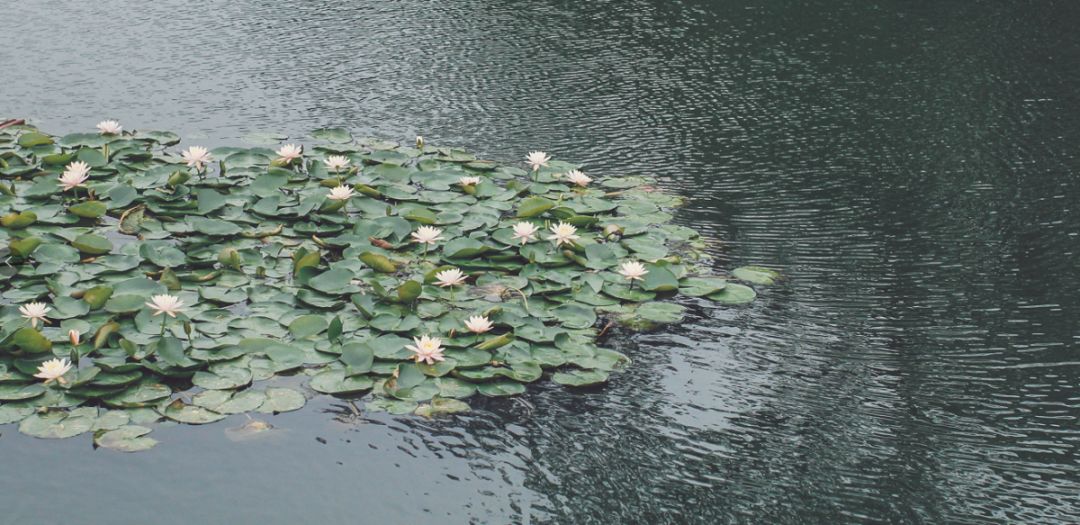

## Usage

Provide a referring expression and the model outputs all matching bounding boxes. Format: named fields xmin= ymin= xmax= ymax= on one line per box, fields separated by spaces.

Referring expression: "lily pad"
xmin=707 ymin=283 xmax=758 ymax=304
xmin=257 ymin=387 xmax=306 ymax=413
xmin=94 ymin=425 xmax=158 ymax=452
xmin=731 ymin=266 xmax=781 ymax=285
xmin=552 ymin=368 xmax=610 ymax=387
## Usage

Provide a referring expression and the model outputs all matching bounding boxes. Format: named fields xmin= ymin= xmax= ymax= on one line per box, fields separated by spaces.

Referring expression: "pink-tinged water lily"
xmin=618 ymin=261 xmax=649 ymax=281
xmin=566 ymin=169 xmax=592 ymax=187
xmin=19 ymin=302 xmax=50 ymax=328
xmin=181 ymin=146 xmax=212 ymax=171
xmin=464 ymin=315 xmax=493 ymax=334
xmin=324 ymin=155 xmax=350 ymax=172
xmin=145 ymin=294 xmax=185 ymax=317
xmin=406 ymin=335 xmax=445 ymax=365
xmin=59 ymin=161 xmax=91 ymax=191
xmin=526 ymin=151 xmax=550 ymax=171
xmin=411 ymin=226 xmax=443 ymax=246
xmin=276 ymin=144 xmax=303 ymax=163
xmin=68 ymin=329 xmax=81 ymax=346
xmin=327 ymin=185 xmax=354 ymax=200
xmin=34 ymin=358 xmax=72 ymax=385
xmin=512 ymin=222 xmax=539 ymax=245
xmin=547 ymin=222 xmax=580 ymax=247
xmin=459 ymin=176 xmax=481 ymax=186
xmin=96 ymin=120 xmax=122 ymax=135
xmin=434 ymin=268 xmax=467 ymax=288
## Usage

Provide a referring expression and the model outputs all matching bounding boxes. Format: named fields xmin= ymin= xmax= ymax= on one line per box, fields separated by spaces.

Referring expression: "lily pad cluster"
xmin=0 ymin=123 xmax=775 ymax=451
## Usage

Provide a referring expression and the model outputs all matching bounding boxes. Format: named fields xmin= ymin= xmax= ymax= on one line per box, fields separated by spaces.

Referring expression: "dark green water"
xmin=3 ymin=0 xmax=1080 ymax=523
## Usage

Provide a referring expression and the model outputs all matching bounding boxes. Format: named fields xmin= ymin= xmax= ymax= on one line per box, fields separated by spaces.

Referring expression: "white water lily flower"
xmin=406 ymin=335 xmax=445 ymax=365
xmin=59 ymin=161 xmax=91 ymax=191
xmin=566 ymin=169 xmax=592 ymax=187
xmin=327 ymin=185 xmax=354 ymax=201
xmin=324 ymin=155 xmax=350 ymax=171
xmin=511 ymin=222 xmax=539 ymax=245
xmin=276 ymin=144 xmax=303 ymax=163
xmin=19 ymin=302 xmax=50 ymax=328
xmin=411 ymin=226 xmax=443 ymax=246
xmin=618 ymin=261 xmax=649 ymax=281
xmin=34 ymin=358 xmax=72 ymax=385
xmin=181 ymin=146 xmax=212 ymax=171
xmin=547 ymin=222 xmax=580 ymax=247
xmin=69 ymin=329 xmax=81 ymax=346
xmin=145 ymin=294 xmax=185 ymax=317
xmin=96 ymin=120 xmax=122 ymax=135
xmin=526 ymin=151 xmax=550 ymax=171
xmin=464 ymin=315 xmax=493 ymax=334
xmin=434 ymin=268 xmax=467 ymax=288
xmin=459 ymin=176 xmax=481 ymax=186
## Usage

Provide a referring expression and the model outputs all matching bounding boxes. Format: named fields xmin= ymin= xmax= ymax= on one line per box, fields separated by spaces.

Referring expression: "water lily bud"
xmin=256 ymin=266 xmax=267 ymax=278
xmin=218 ymin=247 xmax=242 ymax=270
xmin=184 ymin=321 xmax=193 ymax=338
xmin=167 ymin=170 xmax=190 ymax=187
xmin=416 ymin=136 xmax=424 ymax=149
xmin=320 ymin=178 xmax=343 ymax=188
xmin=604 ymin=224 xmax=623 ymax=238
xmin=354 ymin=184 xmax=381 ymax=198
xmin=68 ymin=329 xmax=80 ymax=346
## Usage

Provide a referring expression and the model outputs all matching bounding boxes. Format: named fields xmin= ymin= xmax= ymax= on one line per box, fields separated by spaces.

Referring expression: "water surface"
xmin=3 ymin=0 xmax=1080 ymax=523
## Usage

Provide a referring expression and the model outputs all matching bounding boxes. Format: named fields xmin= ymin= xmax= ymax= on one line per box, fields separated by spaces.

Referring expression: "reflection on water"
xmin=4 ymin=0 xmax=1080 ymax=522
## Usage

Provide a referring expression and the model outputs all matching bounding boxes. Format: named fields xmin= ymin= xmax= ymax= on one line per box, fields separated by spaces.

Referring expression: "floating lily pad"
xmin=552 ymin=368 xmax=610 ymax=387
xmin=731 ymin=265 xmax=780 ymax=285
xmin=309 ymin=370 xmax=374 ymax=395
xmin=19 ymin=408 xmax=97 ymax=439
xmin=414 ymin=397 xmax=470 ymax=417
xmin=94 ymin=425 xmax=158 ymax=452
xmin=707 ymin=283 xmax=757 ymax=304
xmin=162 ymin=399 xmax=227 ymax=425
xmin=257 ymin=387 xmax=306 ymax=413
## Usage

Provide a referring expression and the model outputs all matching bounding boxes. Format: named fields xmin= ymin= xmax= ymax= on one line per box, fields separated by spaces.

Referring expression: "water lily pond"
xmin=0 ymin=123 xmax=773 ymax=451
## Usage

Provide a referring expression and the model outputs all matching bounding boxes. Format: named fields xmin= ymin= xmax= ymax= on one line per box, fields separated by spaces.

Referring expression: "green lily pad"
xmin=309 ymin=370 xmax=374 ymax=395
xmin=257 ymin=387 xmax=306 ymax=413
xmin=19 ymin=408 xmax=96 ymax=439
xmin=707 ymin=283 xmax=757 ymax=304
xmin=414 ymin=397 xmax=470 ymax=417
xmin=68 ymin=201 xmax=108 ymax=219
xmin=72 ymin=233 xmax=112 ymax=255
xmin=552 ymin=368 xmax=610 ymax=387
xmin=94 ymin=425 xmax=158 ymax=452
xmin=192 ymin=366 xmax=252 ymax=390
xmin=476 ymin=381 xmax=526 ymax=397
xmin=162 ymin=399 xmax=227 ymax=424
xmin=731 ymin=266 xmax=780 ymax=285
xmin=288 ymin=315 xmax=328 ymax=338
xmin=12 ymin=327 xmax=52 ymax=353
